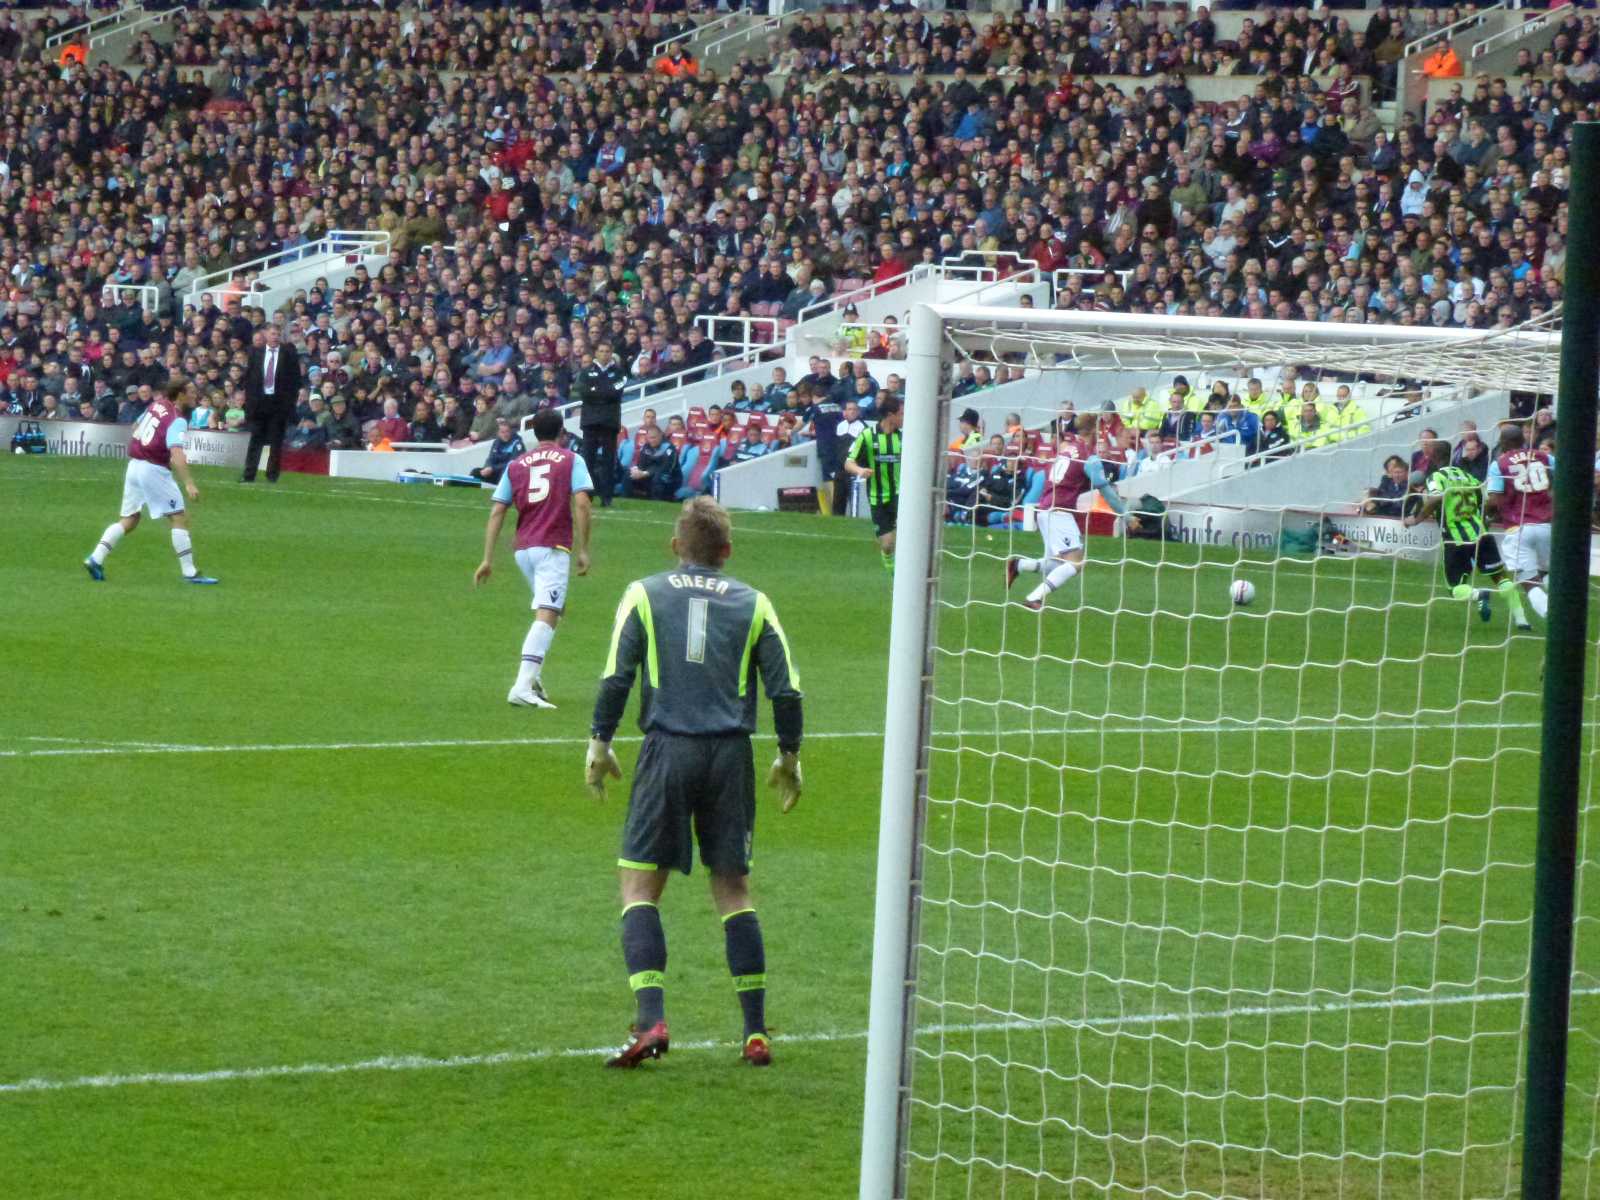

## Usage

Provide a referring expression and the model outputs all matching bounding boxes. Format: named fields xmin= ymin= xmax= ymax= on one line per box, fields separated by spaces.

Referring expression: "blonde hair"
xmin=675 ymin=496 xmax=733 ymax=566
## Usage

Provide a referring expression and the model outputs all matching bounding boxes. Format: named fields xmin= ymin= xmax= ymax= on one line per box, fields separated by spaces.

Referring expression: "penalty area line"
xmin=0 ymin=719 xmax=1544 ymax=760
xmin=1 ymin=984 xmax=1586 ymax=1097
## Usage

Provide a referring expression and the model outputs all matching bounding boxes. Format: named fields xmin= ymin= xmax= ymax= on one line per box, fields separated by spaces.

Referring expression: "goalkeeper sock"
xmin=1451 ymin=583 xmax=1475 ymax=602
xmin=621 ymin=901 xmax=667 ymax=1026
xmin=517 ymin=620 xmax=555 ymax=688
xmin=1027 ymin=560 xmax=1078 ymax=603
xmin=90 ymin=523 xmax=124 ymax=565
xmin=881 ymin=551 xmax=894 ymax=573
xmin=170 ymin=528 xmax=197 ymax=578
xmin=1528 ymin=584 xmax=1549 ymax=619
xmin=1498 ymin=577 xmax=1528 ymax=622
xmin=723 ymin=908 xmax=767 ymax=1038
xmin=1015 ymin=557 xmax=1043 ymax=573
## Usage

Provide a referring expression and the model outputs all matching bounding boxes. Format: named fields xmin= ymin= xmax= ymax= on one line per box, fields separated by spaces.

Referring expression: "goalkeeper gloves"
xmin=767 ymin=751 xmax=802 ymax=813
xmin=585 ymin=737 xmax=622 ymax=801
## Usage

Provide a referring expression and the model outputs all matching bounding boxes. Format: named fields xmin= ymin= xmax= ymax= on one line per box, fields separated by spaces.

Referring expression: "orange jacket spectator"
xmin=655 ymin=49 xmax=699 ymax=78
xmin=1420 ymin=45 xmax=1462 ymax=78
xmin=59 ymin=43 xmax=86 ymax=67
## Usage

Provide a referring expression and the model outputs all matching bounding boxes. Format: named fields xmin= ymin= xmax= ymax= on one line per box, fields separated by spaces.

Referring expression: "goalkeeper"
xmin=586 ymin=496 xmax=804 ymax=1070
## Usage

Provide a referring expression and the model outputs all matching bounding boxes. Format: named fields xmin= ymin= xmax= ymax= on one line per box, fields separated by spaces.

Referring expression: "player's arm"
xmin=587 ymin=582 xmax=649 ymax=800
xmin=475 ymin=473 xmax=516 ymax=585
xmin=752 ymin=595 xmax=804 ymax=813
xmin=1484 ymin=457 xmax=1506 ymax=521
xmin=1087 ymin=455 xmax=1139 ymax=532
xmin=571 ymin=454 xmax=596 ymax=576
xmin=1404 ymin=487 xmax=1442 ymax=527
xmin=843 ymin=429 xmax=870 ymax=477
xmin=169 ymin=446 xmax=200 ymax=501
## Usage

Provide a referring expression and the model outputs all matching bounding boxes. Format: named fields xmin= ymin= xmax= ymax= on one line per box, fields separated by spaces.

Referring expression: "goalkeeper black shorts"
xmin=618 ymin=732 xmax=756 ymax=876
xmin=870 ymin=499 xmax=898 ymax=538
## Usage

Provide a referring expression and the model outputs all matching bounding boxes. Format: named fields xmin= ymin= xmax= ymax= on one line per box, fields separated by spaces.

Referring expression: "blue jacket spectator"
xmin=473 ymin=418 xmax=525 ymax=485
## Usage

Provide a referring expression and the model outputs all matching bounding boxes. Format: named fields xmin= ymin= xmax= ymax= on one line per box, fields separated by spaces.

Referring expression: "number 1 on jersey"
xmin=686 ymin=597 xmax=708 ymax=663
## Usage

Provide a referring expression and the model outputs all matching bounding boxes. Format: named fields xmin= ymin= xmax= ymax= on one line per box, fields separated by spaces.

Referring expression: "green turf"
xmin=2 ymin=455 xmax=1597 ymax=1198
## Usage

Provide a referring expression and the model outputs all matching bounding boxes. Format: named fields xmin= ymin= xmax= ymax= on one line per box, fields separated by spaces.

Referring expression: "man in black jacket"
xmin=242 ymin=325 xmax=303 ymax=483
xmin=573 ymin=341 xmax=628 ymax=507
xmin=629 ymin=426 xmax=682 ymax=501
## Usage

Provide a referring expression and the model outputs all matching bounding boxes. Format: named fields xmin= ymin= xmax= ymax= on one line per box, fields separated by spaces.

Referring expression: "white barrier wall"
xmin=712 ymin=440 xmax=820 ymax=510
xmin=329 ymin=442 xmax=491 ymax=482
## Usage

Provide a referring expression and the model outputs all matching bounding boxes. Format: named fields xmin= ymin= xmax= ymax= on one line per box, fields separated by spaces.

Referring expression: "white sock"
xmin=1027 ymin=560 xmax=1079 ymax=603
xmin=517 ymin=620 xmax=556 ymax=688
xmin=171 ymin=527 xmax=196 ymax=578
xmin=1015 ymin=557 xmax=1043 ymax=573
xmin=1528 ymin=584 xmax=1548 ymax=619
xmin=90 ymin=523 xmax=124 ymax=565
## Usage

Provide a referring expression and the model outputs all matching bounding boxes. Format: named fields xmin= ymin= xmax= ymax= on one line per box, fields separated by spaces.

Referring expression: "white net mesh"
xmin=891 ymin=312 xmax=1597 ymax=1198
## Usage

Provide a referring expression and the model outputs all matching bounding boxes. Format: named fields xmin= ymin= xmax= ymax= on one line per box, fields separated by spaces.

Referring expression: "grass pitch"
xmin=2 ymin=455 xmax=1597 ymax=1198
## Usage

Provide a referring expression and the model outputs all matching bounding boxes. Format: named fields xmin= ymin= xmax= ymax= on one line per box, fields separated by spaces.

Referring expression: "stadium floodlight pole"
xmin=860 ymin=302 xmax=945 ymax=1200
xmin=1522 ymin=121 xmax=1600 ymax=1200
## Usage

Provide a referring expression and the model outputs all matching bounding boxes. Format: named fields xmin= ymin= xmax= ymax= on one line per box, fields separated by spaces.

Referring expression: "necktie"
xmin=266 ymin=348 xmax=276 ymax=392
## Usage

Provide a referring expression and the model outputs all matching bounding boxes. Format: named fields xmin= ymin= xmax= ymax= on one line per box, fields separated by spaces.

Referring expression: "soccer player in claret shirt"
xmin=1006 ymin=413 xmax=1135 ymax=610
xmin=1486 ymin=421 xmax=1552 ymax=621
xmin=1406 ymin=439 xmax=1531 ymax=629
xmin=84 ymin=391 xmax=218 ymax=584
xmin=474 ymin=408 xmax=594 ymax=708
xmin=585 ymin=497 xmax=804 ymax=1070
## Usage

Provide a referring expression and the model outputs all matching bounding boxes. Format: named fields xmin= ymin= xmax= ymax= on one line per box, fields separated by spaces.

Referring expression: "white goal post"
xmin=860 ymin=303 xmax=1587 ymax=1199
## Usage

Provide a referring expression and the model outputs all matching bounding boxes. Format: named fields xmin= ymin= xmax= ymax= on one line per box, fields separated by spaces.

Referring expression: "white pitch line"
xmin=2 ymin=984 xmax=1588 ymax=1098
xmin=0 ymin=719 xmax=1546 ymax=761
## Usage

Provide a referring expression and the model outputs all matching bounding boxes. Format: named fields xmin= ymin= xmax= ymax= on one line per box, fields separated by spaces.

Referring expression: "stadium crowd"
xmin=0 ymin=0 xmax=1590 ymax=505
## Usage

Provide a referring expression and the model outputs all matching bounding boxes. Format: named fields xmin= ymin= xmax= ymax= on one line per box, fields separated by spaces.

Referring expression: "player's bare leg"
xmin=607 ymin=866 xmax=672 ymax=1069
xmin=711 ymin=871 xmax=770 ymax=1066
xmin=1022 ymin=549 xmax=1085 ymax=611
xmin=85 ymin=512 xmax=139 ymax=580
xmin=509 ymin=607 xmax=560 ymax=708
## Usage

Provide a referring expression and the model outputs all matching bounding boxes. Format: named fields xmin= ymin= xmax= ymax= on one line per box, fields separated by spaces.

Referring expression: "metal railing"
xmin=1473 ymin=0 xmax=1572 ymax=59
xmin=651 ymin=10 xmax=741 ymax=59
xmin=1403 ymin=1 xmax=1509 ymax=59
xmin=46 ymin=2 xmax=141 ymax=48
xmin=91 ymin=3 xmax=184 ymax=49
xmin=1052 ymin=266 xmax=1136 ymax=293
xmin=701 ymin=7 xmax=789 ymax=63
xmin=695 ymin=313 xmax=784 ymax=357
xmin=101 ymin=283 xmax=160 ymax=317
xmin=184 ymin=229 xmax=390 ymax=301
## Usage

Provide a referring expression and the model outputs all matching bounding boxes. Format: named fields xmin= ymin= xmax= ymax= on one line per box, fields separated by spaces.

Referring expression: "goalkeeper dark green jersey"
xmin=591 ymin=567 xmax=804 ymax=752
xmin=848 ymin=426 xmax=903 ymax=506
xmin=1425 ymin=465 xmax=1487 ymax=545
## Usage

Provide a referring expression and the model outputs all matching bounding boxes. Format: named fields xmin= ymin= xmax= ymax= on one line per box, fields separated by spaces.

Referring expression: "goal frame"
xmin=858 ymin=300 xmax=1586 ymax=1200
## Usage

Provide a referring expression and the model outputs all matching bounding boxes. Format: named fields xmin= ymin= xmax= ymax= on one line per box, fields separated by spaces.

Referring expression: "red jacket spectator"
xmin=872 ymin=248 xmax=905 ymax=291
xmin=655 ymin=48 xmax=698 ymax=77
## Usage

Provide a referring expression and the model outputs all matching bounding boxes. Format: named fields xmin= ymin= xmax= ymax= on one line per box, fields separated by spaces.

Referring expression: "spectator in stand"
xmin=1455 ymin=432 xmax=1491 ymax=483
xmin=409 ymin=399 xmax=444 ymax=445
xmin=1259 ymin=411 xmax=1293 ymax=460
xmin=375 ymin=399 xmax=410 ymax=447
xmin=325 ymin=397 xmax=362 ymax=450
xmin=1158 ymin=391 xmax=1200 ymax=443
xmin=1364 ymin=456 xmax=1416 ymax=517
xmin=1130 ymin=430 xmax=1174 ymax=479
xmin=1216 ymin=395 xmax=1260 ymax=456
xmin=629 ymin=426 xmax=682 ymax=501
xmin=1412 ymin=428 xmax=1443 ymax=477
xmin=287 ymin=415 xmax=328 ymax=452
xmin=1292 ymin=402 xmax=1329 ymax=450
xmin=472 ymin=418 xmax=525 ymax=486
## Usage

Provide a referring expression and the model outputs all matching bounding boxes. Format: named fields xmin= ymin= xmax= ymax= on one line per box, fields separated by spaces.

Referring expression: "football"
xmin=1231 ymin=579 xmax=1257 ymax=606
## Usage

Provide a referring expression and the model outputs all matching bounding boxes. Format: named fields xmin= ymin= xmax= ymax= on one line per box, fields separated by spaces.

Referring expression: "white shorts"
xmin=1501 ymin=524 xmax=1551 ymax=580
xmin=515 ymin=546 xmax=572 ymax=613
xmin=1038 ymin=508 xmax=1084 ymax=559
xmin=120 ymin=458 xmax=184 ymax=519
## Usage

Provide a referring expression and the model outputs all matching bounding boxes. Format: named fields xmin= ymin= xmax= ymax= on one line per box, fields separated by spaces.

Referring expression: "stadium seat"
xmin=746 ymin=413 xmax=769 ymax=430
xmin=676 ymin=440 xmax=719 ymax=499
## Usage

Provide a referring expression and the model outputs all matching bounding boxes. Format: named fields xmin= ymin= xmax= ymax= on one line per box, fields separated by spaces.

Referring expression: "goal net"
xmin=860 ymin=306 xmax=1600 ymax=1199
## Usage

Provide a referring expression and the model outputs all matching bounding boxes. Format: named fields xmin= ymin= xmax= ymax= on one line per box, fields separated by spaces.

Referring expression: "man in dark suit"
xmin=242 ymin=325 xmax=302 ymax=482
